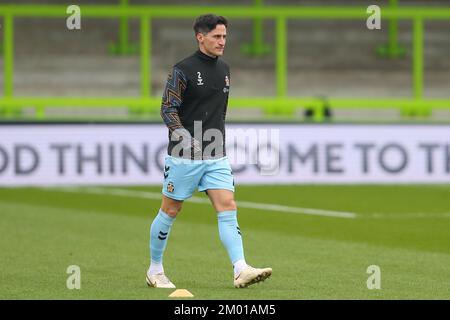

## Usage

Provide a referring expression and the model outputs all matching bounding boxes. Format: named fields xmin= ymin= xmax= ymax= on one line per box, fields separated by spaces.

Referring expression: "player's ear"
xmin=196 ymin=32 xmax=204 ymax=43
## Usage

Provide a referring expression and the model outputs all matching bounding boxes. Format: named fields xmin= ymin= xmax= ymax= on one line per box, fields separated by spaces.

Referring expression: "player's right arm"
xmin=160 ymin=67 xmax=202 ymax=156
xmin=160 ymin=67 xmax=187 ymax=133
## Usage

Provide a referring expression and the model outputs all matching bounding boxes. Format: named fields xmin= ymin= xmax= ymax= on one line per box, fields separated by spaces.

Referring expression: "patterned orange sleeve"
xmin=160 ymin=67 xmax=187 ymax=133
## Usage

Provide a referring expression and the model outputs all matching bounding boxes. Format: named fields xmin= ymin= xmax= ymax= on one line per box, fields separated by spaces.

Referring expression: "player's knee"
xmin=161 ymin=201 xmax=182 ymax=217
xmin=221 ymin=198 xmax=237 ymax=211
xmin=164 ymin=205 xmax=181 ymax=217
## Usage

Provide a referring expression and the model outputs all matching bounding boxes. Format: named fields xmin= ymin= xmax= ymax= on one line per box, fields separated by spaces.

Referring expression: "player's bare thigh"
xmin=206 ymin=189 xmax=237 ymax=212
xmin=161 ymin=195 xmax=183 ymax=217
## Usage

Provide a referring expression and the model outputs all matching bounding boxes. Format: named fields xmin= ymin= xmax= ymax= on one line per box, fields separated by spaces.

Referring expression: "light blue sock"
xmin=150 ymin=209 xmax=175 ymax=264
xmin=217 ymin=210 xmax=245 ymax=265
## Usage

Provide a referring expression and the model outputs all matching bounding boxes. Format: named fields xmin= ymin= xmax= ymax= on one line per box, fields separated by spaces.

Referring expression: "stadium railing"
xmin=1 ymin=4 xmax=450 ymax=121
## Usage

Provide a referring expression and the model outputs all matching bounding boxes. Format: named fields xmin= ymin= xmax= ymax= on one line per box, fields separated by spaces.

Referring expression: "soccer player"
xmin=146 ymin=14 xmax=272 ymax=289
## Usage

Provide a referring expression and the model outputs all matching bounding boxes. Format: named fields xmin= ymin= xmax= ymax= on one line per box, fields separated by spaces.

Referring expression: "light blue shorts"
xmin=162 ymin=155 xmax=235 ymax=201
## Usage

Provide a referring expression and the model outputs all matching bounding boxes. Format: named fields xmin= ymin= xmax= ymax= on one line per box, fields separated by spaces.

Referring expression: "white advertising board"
xmin=0 ymin=124 xmax=449 ymax=185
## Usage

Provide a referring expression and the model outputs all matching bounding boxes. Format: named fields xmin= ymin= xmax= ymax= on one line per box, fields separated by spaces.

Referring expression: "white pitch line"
xmin=365 ymin=212 xmax=450 ymax=219
xmin=236 ymin=200 xmax=357 ymax=219
xmin=48 ymin=186 xmax=358 ymax=219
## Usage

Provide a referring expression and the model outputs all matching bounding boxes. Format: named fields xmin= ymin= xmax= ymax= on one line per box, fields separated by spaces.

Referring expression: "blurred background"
xmin=1 ymin=1 xmax=450 ymax=300
xmin=1 ymin=0 xmax=449 ymax=121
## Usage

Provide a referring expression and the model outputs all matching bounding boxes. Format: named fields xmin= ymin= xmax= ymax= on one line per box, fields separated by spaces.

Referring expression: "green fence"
xmin=1 ymin=4 xmax=450 ymax=121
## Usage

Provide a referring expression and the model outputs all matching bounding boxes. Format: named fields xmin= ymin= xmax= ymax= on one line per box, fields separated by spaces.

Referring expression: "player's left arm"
xmin=223 ymin=68 xmax=230 ymax=121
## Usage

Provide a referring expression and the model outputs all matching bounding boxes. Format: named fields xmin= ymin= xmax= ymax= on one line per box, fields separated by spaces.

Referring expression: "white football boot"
xmin=234 ymin=266 xmax=272 ymax=288
xmin=146 ymin=272 xmax=176 ymax=289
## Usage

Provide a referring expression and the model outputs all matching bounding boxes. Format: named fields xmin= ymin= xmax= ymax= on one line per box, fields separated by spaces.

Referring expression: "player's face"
xmin=197 ymin=24 xmax=227 ymax=57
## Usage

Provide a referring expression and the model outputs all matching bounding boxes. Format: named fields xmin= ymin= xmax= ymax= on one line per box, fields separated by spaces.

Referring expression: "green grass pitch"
xmin=1 ymin=185 xmax=450 ymax=299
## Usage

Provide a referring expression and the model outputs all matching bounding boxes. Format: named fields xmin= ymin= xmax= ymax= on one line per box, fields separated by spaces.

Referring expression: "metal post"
xmin=388 ymin=0 xmax=399 ymax=55
xmin=241 ymin=0 xmax=271 ymax=56
xmin=276 ymin=17 xmax=287 ymax=98
xmin=119 ymin=0 xmax=129 ymax=55
xmin=141 ymin=16 xmax=150 ymax=98
xmin=377 ymin=0 xmax=406 ymax=58
xmin=413 ymin=17 xmax=423 ymax=100
xmin=4 ymin=14 xmax=14 ymax=98
xmin=109 ymin=0 xmax=137 ymax=55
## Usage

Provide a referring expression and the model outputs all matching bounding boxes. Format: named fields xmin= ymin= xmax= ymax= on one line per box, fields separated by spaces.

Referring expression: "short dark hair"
xmin=193 ymin=14 xmax=228 ymax=35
